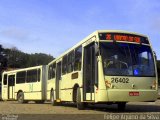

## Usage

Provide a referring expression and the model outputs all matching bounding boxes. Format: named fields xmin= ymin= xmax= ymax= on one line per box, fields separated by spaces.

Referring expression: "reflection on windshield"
xmin=100 ymin=42 xmax=155 ymax=76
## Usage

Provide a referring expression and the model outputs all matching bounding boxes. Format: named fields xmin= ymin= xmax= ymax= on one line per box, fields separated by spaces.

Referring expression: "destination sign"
xmin=99 ymin=33 xmax=149 ymax=44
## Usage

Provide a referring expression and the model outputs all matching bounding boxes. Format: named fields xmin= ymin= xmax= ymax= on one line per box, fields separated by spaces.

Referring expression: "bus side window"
xmin=62 ymin=55 xmax=67 ymax=75
xmin=48 ymin=65 xmax=52 ymax=80
xmin=37 ymin=69 xmax=41 ymax=82
xmin=3 ymin=74 xmax=7 ymax=85
xmin=67 ymin=51 xmax=74 ymax=73
xmin=52 ymin=64 xmax=56 ymax=78
xmin=16 ymin=71 xmax=26 ymax=84
xmin=74 ymin=46 xmax=82 ymax=71
xmin=48 ymin=63 xmax=56 ymax=80
xmin=26 ymin=70 xmax=37 ymax=83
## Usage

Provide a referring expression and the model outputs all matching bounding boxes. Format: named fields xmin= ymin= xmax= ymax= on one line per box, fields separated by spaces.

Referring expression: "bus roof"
xmin=48 ymin=30 xmax=148 ymax=65
xmin=2 ymin=65 xmax=44 ymax=74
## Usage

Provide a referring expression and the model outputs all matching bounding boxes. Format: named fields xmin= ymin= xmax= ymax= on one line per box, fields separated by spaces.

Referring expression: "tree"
xmin=3 ymin=47 xmax=54 ymax=68
xmin=29 ymin=53 xmax=53 ymax=67
xmin=0 ymin=44 xmax=8 ymax=82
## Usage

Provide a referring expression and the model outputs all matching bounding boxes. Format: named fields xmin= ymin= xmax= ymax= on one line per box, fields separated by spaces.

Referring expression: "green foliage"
xmin=3 ymin=47 xmax=54 ymax=68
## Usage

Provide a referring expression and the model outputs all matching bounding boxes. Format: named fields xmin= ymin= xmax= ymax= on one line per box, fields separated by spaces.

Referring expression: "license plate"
xmin=129 ymin=92 xmax=139 ymax=96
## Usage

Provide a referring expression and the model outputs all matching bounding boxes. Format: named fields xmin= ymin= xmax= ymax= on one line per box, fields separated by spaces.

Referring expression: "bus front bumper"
xmin=96 ymin=89 xmax=158 ymax=102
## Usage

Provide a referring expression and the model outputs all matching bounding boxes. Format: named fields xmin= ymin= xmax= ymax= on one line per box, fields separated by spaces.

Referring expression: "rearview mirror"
xmin=153 ymin=51 xmax=157 ymax=61
xmin=95 ymin=42 xmax=99 ymax=56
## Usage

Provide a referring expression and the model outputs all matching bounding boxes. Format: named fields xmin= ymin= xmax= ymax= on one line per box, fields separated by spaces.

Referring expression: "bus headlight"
xmin=105 ymin=80 xmax=111 ymax=88
xmin=151 ymin=80 xmax=156 ymax=89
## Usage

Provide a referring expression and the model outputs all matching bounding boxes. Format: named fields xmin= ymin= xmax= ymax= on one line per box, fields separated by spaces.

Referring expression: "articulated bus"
xmin=47 ymin=30 xmax=158 ymax=110
xmin=1 ymin=65 xmax=47 ymax=103
xmin=1 ymin=30 xmax=158 ymax=111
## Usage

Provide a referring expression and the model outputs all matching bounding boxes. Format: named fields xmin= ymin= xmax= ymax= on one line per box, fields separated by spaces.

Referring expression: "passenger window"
xmin=62 ymin=55 xmax=67 ymax=75
xmin=37 ymin=69 xmax=41 ymax=82
xmin=48 ymin=63 xmax=56 ymax=80
xmin=3 ymin=74 xmax=7 ymax=85
xmin=67 ymin=51 xmax=74 ymax=73
xmin=52 ymin=64 xmax=56 ymax=78
xmin=16 ymin=71 xmax=26 ymax=84
xmin=26 ymin=70 xmax=37 ymax=83
xmin=74 ymin=46 xmax=82 ymax=71
xmin=48 ymin=65 xmax=52 ymax=80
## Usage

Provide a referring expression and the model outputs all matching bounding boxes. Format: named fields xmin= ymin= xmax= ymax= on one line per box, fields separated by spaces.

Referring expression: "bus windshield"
xmin=100 ymin=42 xmax=155 ymax=76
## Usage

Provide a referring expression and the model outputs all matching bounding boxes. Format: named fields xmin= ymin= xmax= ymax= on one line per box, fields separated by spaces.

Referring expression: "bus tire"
xmin=17 ymin=92 xmax=25 ymax=104
xmin=117 ymin=102 xmax=126 ymax=111
xmin=51 ymin=91 xmax=57 ymax=106
xmin=76 ymin=87 xmax=85 ymax=110
xmin=35 ymin=100 xmax=45 ymax=104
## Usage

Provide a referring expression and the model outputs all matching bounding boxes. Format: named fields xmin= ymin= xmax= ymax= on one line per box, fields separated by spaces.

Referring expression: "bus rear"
xmin=96 ymin=31 xmax=158 ymax=109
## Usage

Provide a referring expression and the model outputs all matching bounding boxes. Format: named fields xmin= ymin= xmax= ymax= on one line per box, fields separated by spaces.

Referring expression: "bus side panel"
xmin=1 ymin=74 xmax=8 ymax=100
xmin=60 ymin=71 xmax=83 ymax=102
xmin=2 ymin=84 xmax=8 ymax=100
xmin=41 ymin=65 xmax=47 ymax=100
xmin=15 ymin=82 xmax=42 ymax=100
xmin=61 ymin=73 xmax=71 ymax=101
xmin=46 ymin=79 xmax=55 ymax=100
xmin=61 ymin=74 xmax=72 ymax=101
xmin=24 ymin=92 xmax=42 ymax=100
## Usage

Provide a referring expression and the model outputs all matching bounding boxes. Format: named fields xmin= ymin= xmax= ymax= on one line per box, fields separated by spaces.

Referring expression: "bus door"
xmin=2 ymin=74 xmax=8 ymax=100
xmin=55 ymin=61 xmax=62 ymax=100
xmin=8 ymin=75 xmax=15 ymax=99
xmin=83 ymin=43 xmax=96 ymax=101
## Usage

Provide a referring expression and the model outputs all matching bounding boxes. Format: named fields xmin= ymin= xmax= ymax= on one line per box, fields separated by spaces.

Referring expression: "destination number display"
xmin=99 ymin=33 xmax=149 ymax=44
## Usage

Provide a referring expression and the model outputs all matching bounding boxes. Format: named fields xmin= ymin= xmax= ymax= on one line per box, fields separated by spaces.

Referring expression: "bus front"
xmin=96 ymin=32 xmax=158 ymax=109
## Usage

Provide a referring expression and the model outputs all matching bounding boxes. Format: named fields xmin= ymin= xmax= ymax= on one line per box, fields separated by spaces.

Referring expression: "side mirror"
xmin=95 ymin=43 xmax=99 ymax=56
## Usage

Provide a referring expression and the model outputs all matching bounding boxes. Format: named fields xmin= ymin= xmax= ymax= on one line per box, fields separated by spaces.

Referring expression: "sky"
xmin=0 ymin=0 xmax=160 ymax=59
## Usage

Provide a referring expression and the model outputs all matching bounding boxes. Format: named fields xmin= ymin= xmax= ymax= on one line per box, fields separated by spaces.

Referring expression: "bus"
xmin=0 ymin=82 xmax=1 ymax=100
xmin=1 ymin=65 xmax=47 ymax=103
xmin=47 ymin=30 xmax=158 ymax=110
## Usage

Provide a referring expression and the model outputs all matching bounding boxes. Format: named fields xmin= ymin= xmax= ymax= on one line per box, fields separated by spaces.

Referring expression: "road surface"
xmin=0 ymin=100 xmax=160 ymax=120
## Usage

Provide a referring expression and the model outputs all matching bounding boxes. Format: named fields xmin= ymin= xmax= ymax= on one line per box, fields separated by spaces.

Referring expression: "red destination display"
xmin=99 ymin=33 xmax=149 ymax=44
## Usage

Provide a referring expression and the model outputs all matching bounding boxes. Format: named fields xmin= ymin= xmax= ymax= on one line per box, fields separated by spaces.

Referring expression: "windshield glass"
xmin=100 ymin=42 xmax=155 ymax=76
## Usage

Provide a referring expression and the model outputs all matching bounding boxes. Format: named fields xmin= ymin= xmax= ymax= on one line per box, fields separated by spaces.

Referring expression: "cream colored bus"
xmin=47 ymin=30 xmax=158 ymax=110
xmin=1 ymin=65 xmax=47 ymax=103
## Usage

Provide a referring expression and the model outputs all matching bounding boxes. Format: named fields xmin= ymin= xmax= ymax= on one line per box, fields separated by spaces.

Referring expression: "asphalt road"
xmin=0 ymin=100 xmax=160 ymax=120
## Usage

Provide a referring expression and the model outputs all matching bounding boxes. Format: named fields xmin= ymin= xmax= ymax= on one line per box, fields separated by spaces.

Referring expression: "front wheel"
xmin=35 ymin=100 xmax=45 ymax=104
xmin=117 ymin=102 xmax=126 ymax=111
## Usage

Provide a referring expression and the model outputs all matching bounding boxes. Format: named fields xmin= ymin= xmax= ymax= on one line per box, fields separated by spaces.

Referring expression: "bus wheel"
xmin=76 ymin=87 xmax=85 ymax=110
xmin=117 ymin=102 xmax=126 ymax=111
xmin=35 ymin=100 xmax=45 ymax=104
xmin=51 ymin=91 xmax=57 ymax=106
xmin=17 ymin=92 xmax=25 ymax=104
